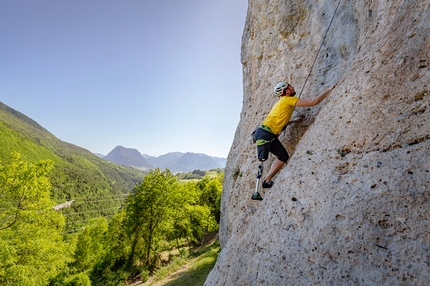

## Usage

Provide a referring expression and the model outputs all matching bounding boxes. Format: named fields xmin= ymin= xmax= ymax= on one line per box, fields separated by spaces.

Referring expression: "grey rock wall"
xmin=206 ymin=0 xmax=429 ymax=285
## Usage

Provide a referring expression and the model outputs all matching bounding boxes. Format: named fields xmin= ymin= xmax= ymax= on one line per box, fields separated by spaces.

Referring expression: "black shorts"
xmin=254 ymin=127 xmax=289 ymax=163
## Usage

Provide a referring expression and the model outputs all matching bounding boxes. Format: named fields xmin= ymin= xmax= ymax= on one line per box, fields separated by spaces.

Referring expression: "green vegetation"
xmin=0 ymin=102 xmax=224 ymax=285
xmin=0 ymin=102 xmax=143 ymax=231
xmin=176 ymin=168 xmax=223 ymax=181
xmin=1 ymin=153 xmax=223 ymax=285
xmin=89 ymin=169 xmax=223 ymax=285
xmin=0 ymin=153 xmax=73 ymax=285
xmin=146 ymin=240 xmax=220 ymax=286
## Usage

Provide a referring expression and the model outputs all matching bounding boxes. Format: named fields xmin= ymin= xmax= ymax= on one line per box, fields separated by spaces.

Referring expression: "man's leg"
xmin=263 ymin=139 xmax=289 ymax=185
xmin=264 ymin=159 xmax=285 ymax=183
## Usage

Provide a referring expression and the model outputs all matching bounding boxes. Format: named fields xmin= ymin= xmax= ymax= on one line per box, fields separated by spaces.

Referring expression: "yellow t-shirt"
xmin=262 ymin=96 xmax=299 ymax=134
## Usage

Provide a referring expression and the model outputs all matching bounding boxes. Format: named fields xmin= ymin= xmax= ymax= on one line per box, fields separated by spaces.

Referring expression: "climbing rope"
xmin=297 ymin=0 xmax=343 ymax=98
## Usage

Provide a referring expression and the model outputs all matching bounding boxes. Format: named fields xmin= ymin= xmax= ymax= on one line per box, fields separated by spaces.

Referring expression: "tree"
xmin=167 ymin=175 xmax=223 ymax=247
xmin=196 ymin=174 xmax=223 ymax=225
xmin=51 ymin=217 xmax=109 ymax=285
xmin=166 ymin=182 xmax=200 ymax=247
xmin=90 ymin=211 xmax=131 ymax=286
xmin=0 ymin=152 xmax=73 ymax=285
xmin=70 ymin=217 xmax=108 ymax=274
xmin=123 ymin=169 xmax=179 ymax=271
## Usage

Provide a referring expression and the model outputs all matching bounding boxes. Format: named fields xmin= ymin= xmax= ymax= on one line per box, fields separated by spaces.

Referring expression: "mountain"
xmin=143 ymin=152 xmax=183 ymax=169
xmin=104 ymin=146 xmax=153 ymax=169
xmin=94 ymin=153 xmax=105 ymax=158
xmin=205 ymin=1 xmax=430 ymax=285
xmin=0 ymin=101 xmax=143 ymax=225
xmin=106 ymin=148 xmax=226 ymax=172
xmin=156 ymin=152 xmax=223 ymax=172
xmin=210 ymin=156 xmax=228 ymax=168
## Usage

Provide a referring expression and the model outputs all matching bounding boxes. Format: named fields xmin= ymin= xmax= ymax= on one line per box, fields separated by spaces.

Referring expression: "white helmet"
xmin=274 ymin=82 xmax=288 ymax=96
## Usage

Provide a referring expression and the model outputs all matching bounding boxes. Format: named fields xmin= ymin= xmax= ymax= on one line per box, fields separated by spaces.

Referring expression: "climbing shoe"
xmin=251 ymin=192 xmax=263 ymax=201
xmin=262 ymin=180 xmax=274 ymax=188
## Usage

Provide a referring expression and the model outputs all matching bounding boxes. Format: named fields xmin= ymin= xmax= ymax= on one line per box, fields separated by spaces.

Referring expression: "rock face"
xmin=206 ymin=0 xmax=429 ymax=285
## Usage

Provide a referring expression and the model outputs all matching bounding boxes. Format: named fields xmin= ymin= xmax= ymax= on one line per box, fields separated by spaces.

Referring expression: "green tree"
xmin=90 ymin=211 xmax=131 ymax=286
xmin=166 ymin=182 xmax=200 ymax=247
xmin=0 ymin=152 xmax=73 ymax=285
xmin=123 ymin=169 xmax=179 ymax=271
xmin=63 ymin=272 xmax=91 ymax=286
xmin=52 ymin=217 xmax=108 ymax=285
xmin=196 ymin=174 xmax=223 ymax=225
xmin=167 ymin=175 xmax=222 ymax=247
xmin=188 ymin=204 xmax=213 ymax=244
xmin=70 ymin=217 xmax=108 ymax=274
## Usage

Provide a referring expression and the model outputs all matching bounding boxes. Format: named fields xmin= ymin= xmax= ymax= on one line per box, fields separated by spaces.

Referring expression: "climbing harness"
xmin=259 ymin=124 xmax=273 ymax=134
xmin=298 ymin=0 xmax=343 ymax=98
xmin=251 ymin=126 xmax=276 ymax=146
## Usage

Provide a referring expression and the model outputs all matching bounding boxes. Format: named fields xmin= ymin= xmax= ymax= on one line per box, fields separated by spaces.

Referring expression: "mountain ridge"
xmin=103 ymin=146 xmax=226 ymax=172
xmin=104 ymin=145 xmax=153 ymax=169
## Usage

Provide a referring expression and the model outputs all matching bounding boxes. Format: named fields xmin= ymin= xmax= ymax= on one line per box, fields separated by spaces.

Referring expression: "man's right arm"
xmin=295 ymin=84 xmax=337 ymax=107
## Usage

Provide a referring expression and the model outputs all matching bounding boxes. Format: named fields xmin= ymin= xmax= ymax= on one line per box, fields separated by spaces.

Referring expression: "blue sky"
xmin=0 ymin=0 xmax=247 ymax=158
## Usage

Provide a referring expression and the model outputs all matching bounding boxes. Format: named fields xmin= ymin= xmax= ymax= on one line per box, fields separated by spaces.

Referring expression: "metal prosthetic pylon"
xmin=251 ymin=163 xmax=264 ymax=201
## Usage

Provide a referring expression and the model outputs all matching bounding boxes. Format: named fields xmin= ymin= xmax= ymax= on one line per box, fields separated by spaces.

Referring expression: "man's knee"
xmin=278 ymin=153 xmax=289 ymax=163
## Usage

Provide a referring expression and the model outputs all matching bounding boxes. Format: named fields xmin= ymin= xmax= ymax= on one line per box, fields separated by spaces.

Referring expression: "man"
xmin=252 ymin=81 xmax=336 ymax=200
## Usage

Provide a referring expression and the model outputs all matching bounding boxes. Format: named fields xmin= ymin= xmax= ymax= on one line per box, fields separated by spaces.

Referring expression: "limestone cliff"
xmin=206 ymin=0 xmax=429 ymax=285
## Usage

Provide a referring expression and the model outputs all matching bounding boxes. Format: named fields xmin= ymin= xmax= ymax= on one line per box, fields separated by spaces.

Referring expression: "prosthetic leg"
xmin=251 ymin=163 xmax=264 ymax=201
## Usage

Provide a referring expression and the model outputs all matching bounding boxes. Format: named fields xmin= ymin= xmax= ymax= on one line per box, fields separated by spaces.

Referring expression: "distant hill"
xmin=105 ymin=147 xmax=226 ymax=172
xmin=94 ymin=153 xmax=105 ymax=158
xmin=0 ymin=102 xmax=143 ymax=229
xmin=104 ymin=146 xmax=153 ymax=169
xmin=142 ymin=151 xmax=227 ymax=172
xmin=162 ymin=152 xmax=225 ymax=172
xmin=142 ymin=152 xmax=183 ymax=169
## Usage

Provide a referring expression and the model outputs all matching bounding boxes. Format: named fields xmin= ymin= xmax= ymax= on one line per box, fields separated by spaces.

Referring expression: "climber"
xmin=251 ymin=81 xmax=337 ymax=201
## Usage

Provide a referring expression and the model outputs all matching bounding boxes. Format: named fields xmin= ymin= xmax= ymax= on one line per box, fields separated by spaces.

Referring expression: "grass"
xmin=178 ymin=171 xmax=220 ymax=184
xmin=178 ymin=179 xmax=200 ymax=184
xmin=141 ymin=240 xmax=220 ymax=286
xmin=205 ymin=170 xmax=219 ymax=179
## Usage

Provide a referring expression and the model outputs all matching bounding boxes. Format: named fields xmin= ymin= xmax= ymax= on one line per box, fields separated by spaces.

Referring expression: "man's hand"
xmin=287 ymin=115 xmax=305 ymax=126
xmin=295 ymin=115 xmax=305 ymax=123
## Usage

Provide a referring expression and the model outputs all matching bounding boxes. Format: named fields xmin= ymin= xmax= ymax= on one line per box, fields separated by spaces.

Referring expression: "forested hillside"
xmin=0 ymin=102 xmax=143 ymax=196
